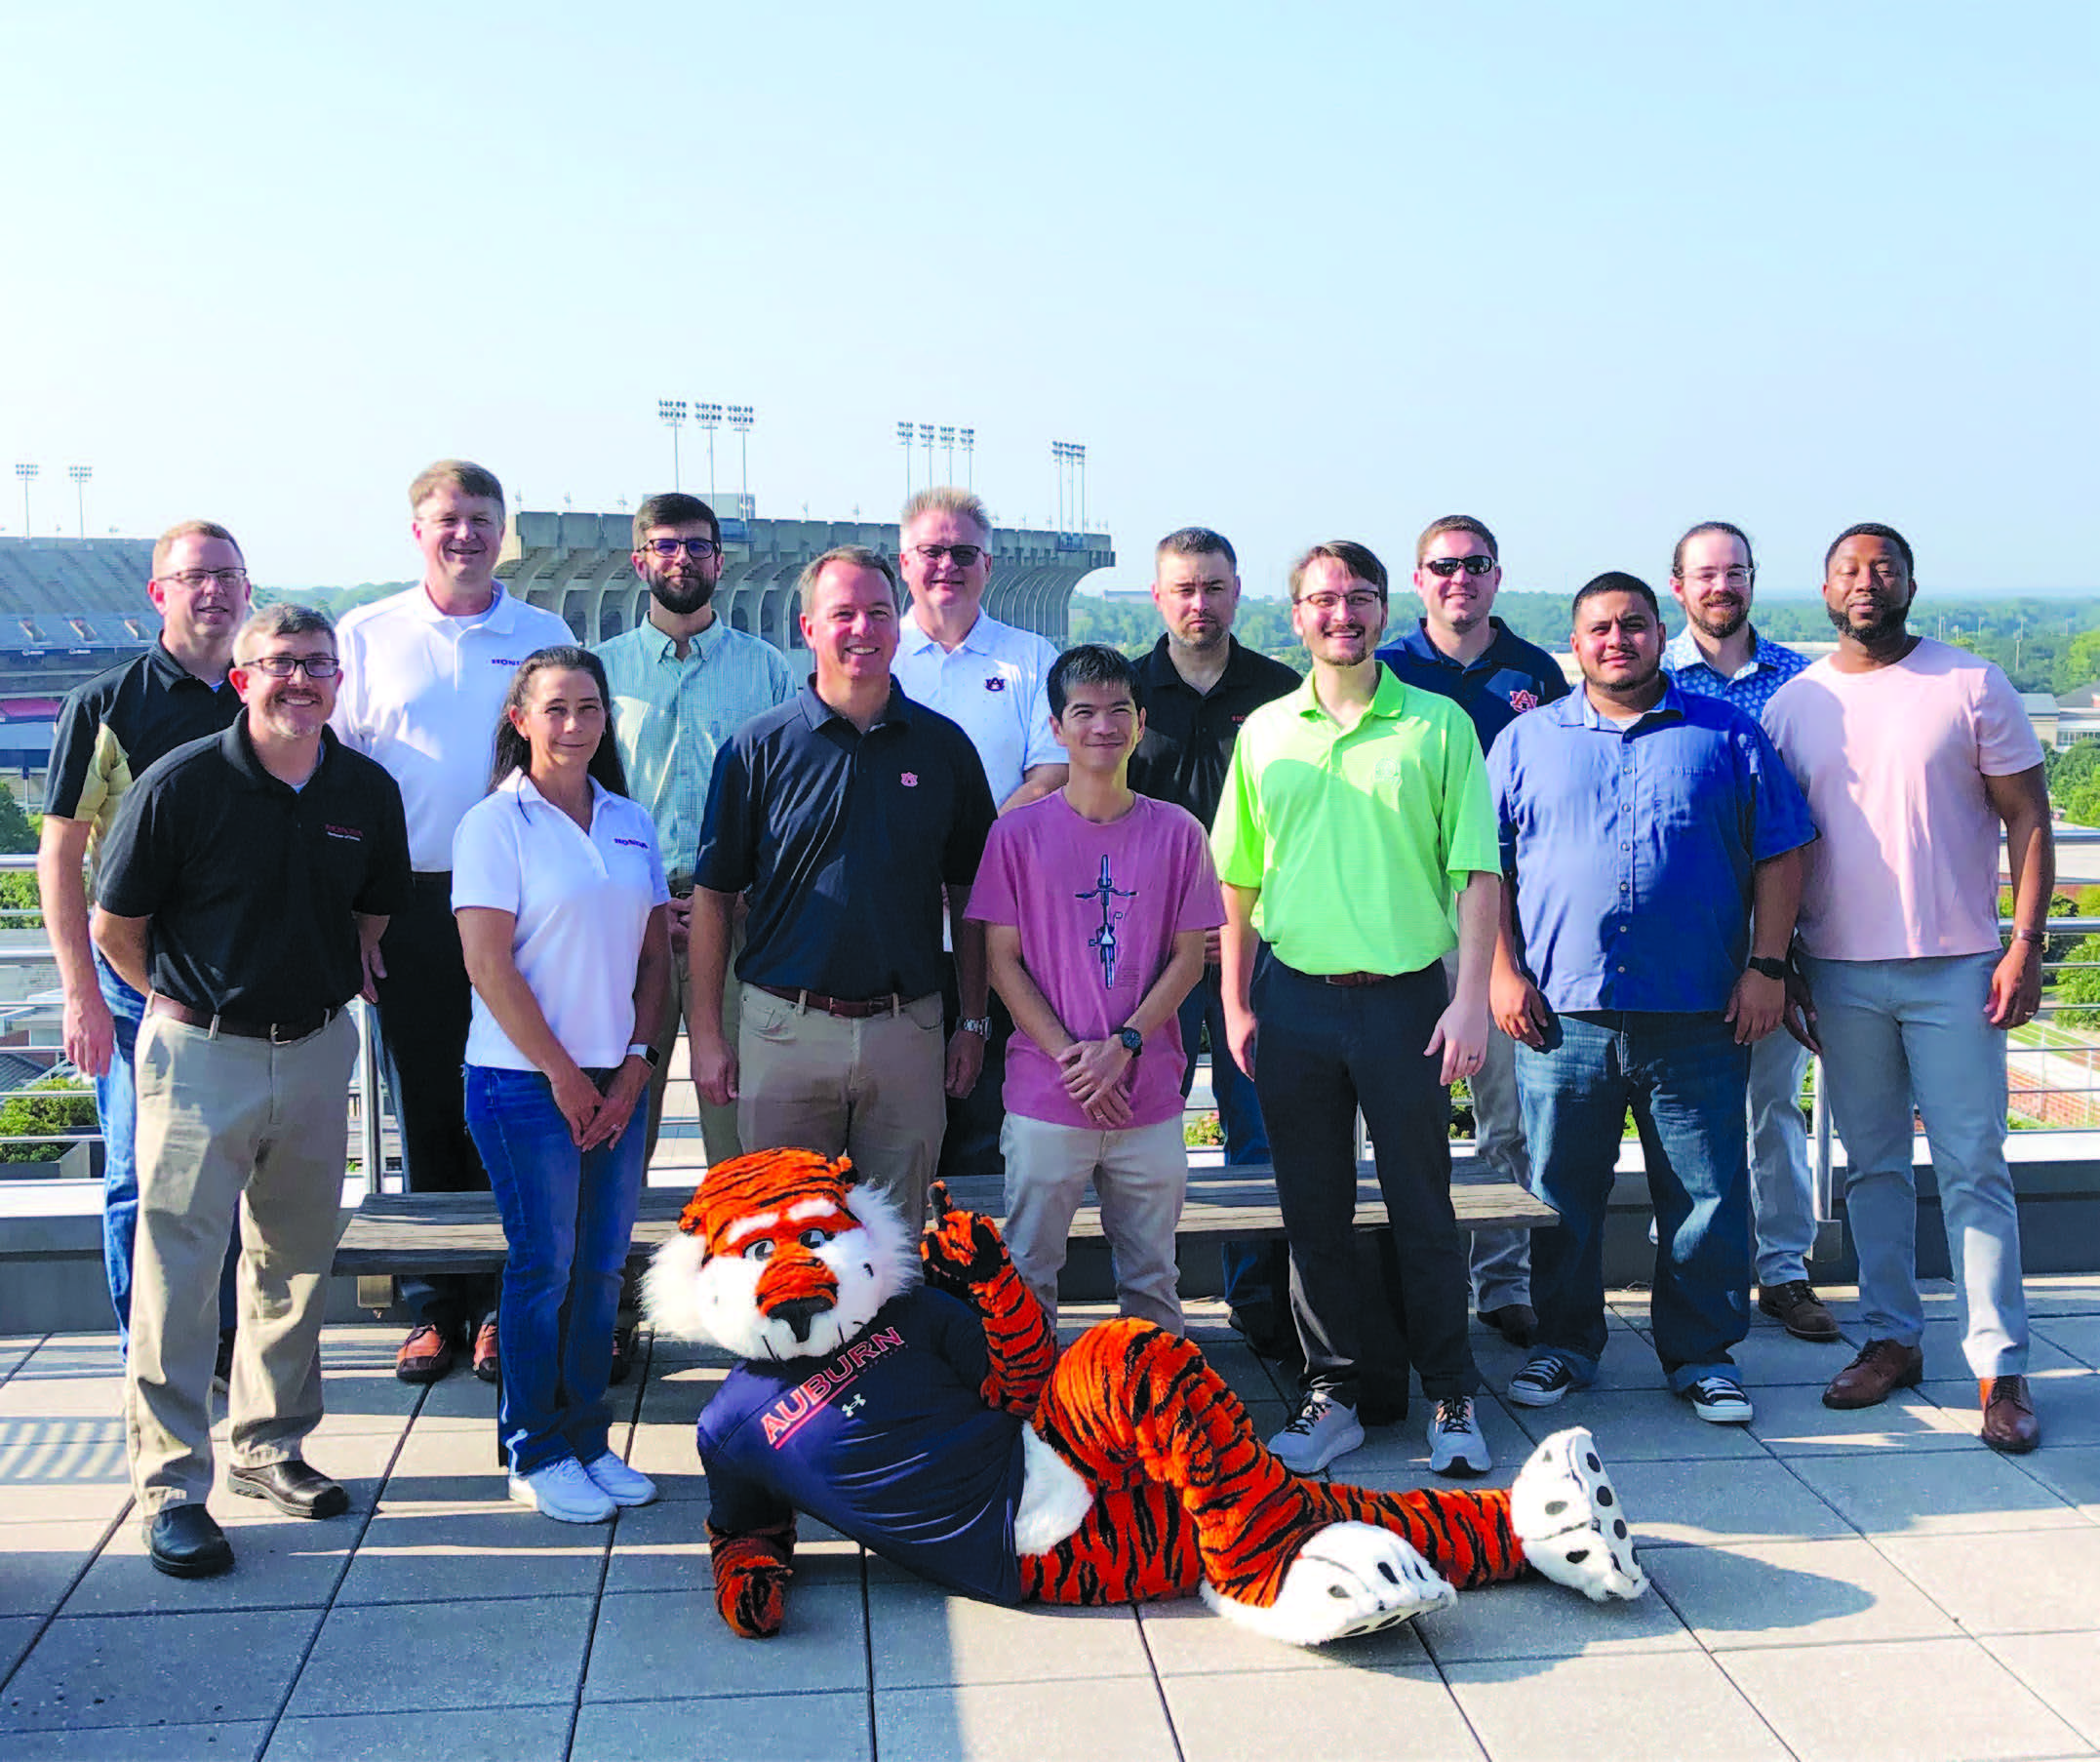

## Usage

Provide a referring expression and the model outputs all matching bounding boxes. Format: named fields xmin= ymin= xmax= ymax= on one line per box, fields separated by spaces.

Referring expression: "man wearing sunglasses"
xmin=1376 ymin=516 xmax=1569 ymax=1352
xmin=892 ymin=487 xmax=1065 ymax=1181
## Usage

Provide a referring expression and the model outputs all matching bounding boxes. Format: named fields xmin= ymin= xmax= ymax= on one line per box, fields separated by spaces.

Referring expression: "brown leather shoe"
xmin=1981 ymin=1376 xmax=2040 ymax=1454
xmin=473 ymin=1316 xmax=500 ymax=1384
xmin=395 ymin=1323 xmax=455 ymax=1384
xmin=1757 ymin=1280 xmax=1842 ymax=1343
xmin=1822 ymin=1338 xmax=1924 ymax=1410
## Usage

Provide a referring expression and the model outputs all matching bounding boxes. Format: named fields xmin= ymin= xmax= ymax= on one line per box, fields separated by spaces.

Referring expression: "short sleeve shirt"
xmin=892 ymin=612 xmax=1060 ymax=804
xmin=1763 ymin=640 xmax=2043 ymax=962
xmin=1375 ymin=618 xmax=1571 ymax=756
xmin=593 ymin=615 xmax=797 ymax=883
xmin=968 ymin=793 xmax=1224 ymax=1127
xmin=1127 ymin=636 xmax=1301 ymax=830
xmin=1663 ymin=626 xmax=1810 ymax=721
xmin=695 ymin=685 xmax=997 ymax=1000
xmin=95 ymin=723 xmax=413 ymax=1019
xmin=452 ymin=775 xmax=671 ymax=1069
xmin=1209 ymin=666 xmax=1500 ymax=977
xmin=1491 ymin=684 xmax=1817 ymax=1014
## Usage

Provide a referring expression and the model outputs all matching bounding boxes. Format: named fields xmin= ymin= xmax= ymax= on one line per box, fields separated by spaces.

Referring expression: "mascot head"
xmin=643 ymin=1147 xmax=921 ymax=1363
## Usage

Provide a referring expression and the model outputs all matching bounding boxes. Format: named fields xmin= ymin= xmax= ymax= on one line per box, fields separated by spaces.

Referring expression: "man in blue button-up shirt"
xmin=1490 ymin=573 xmax=1815 ymax=1425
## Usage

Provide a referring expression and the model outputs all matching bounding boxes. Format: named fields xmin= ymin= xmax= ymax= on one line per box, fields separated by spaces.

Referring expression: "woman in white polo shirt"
xmin=453 ymin=646 xmax=672 ymax=1524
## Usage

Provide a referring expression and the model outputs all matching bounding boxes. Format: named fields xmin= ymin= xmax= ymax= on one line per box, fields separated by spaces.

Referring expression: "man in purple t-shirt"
xmin=968 ymin=645 xmax=1224 ymax=1331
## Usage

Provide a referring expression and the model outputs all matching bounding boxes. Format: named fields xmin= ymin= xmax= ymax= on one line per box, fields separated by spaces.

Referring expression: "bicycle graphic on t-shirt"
xmin=1077 ymin=855 xmax=1136 ymax=990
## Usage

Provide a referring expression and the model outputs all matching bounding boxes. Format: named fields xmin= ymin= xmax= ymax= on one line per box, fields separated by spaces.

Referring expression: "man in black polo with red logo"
xmin=1128 ymin=527 xmax=1301 ymax=1354
xmin=92 ymin=604 xmax=411 ymax=1580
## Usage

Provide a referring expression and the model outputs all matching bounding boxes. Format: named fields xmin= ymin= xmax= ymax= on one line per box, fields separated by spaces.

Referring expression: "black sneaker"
xmin=1682 ymin=1375 xmax=1753 ymax=1424
xmin=1507 ymin=1354 xmax=1579 ymax=1408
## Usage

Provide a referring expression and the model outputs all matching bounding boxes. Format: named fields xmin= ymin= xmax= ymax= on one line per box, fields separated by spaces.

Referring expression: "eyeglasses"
xmin=913 ymin=543 xmax=985 ymax=567
xmin=1684 ymin=567 xmax=1753 ymax=588
xmin=646 ymin=537 xmax=719 ymax=560
xmin=241 ymin=654 xmax=340 ymax=679
xmin=161 ymin=568 xmax=249 ymax=590
xmin=1423 ymin=555 xmax=1495 ymax=579
xmin=1296 ymin=589 xmax=1384 ymax=615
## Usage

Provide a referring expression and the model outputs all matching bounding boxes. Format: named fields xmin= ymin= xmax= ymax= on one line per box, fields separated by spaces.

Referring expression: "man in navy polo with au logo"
xmin=689 ymin=545 xmax=998 ymax=1232
xmin=92 ymin=605 xmax=412 ymax=1579
xmin=1376 ymin=515 xmax=1570 ymax=1351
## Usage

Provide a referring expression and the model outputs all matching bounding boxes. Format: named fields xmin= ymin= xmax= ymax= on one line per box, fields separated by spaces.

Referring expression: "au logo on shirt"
xmin=900 ymin=772 xmax=920 ymax=788
xmin=1509 ymin=689 xmax=1540 ymax=713
xmin=983 ymin=676 xmax=1007 ymax=693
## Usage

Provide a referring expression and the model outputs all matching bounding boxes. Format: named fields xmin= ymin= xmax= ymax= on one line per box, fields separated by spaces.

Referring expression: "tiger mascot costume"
xmin=646 ymin=1148 xmax=1647 ymax=1647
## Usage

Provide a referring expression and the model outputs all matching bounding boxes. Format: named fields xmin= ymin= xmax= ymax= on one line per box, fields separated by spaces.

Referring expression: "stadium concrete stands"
xmin=0 ymin=539 xmax=160 ymax=785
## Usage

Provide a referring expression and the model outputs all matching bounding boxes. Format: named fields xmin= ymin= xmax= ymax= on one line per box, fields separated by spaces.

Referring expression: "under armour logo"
xmin=900 ymin=772 xmax=919 ymax=787
xmin=841 ymin=1394 xmax=866 ymax=1417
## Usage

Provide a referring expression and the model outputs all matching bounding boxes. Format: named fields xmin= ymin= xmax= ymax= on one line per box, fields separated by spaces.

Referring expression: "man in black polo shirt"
xmin=38 ymin=520 xmax=251 ymax=1353
xmin=1374 ymin=514 xmax=1569 ymax=1347
xmin=690 ymin=545 xmax=996 ymax=1232
xmin=92 ymin=604 xmax=411 ymax=1580
xmin=1127 ymin=527 xmax=1300 ymax=1354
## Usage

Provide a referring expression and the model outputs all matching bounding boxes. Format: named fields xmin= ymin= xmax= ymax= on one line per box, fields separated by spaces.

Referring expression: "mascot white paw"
xmin=1511 ymin=1426 xmax=1646 ymax=1602
xmin=1202 ymin=1522 xmax=1457 ymax=1646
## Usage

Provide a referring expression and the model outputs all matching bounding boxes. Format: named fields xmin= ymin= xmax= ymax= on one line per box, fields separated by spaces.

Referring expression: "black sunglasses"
xmin=1424 ymin=555 xmax=1496 ymax=578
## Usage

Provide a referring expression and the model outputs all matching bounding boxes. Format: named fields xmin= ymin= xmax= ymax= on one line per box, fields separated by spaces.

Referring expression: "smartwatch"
xmin=1116 ymin=1026 xmax=1145 ymax=1057
xmin=1744 ymin=956 xmax=1788 ymax=982
xmin=627 ymin=1042 xmax=661 ymax=1069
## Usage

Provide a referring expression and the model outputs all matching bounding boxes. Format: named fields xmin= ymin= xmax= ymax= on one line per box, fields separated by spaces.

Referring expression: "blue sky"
xmin=2 ymin=2 xmax=2093 ymax=602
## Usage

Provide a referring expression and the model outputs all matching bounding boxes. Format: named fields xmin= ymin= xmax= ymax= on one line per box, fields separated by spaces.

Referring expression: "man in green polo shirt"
xmin=1213 ymin=540 xmax=1502 ymax=1477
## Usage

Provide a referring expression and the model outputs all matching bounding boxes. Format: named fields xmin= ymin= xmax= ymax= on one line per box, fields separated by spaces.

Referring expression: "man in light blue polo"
xmin=1491 ymin=573 xmax=1814 ymax=1424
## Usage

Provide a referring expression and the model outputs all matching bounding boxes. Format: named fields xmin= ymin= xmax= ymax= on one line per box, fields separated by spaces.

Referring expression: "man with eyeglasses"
xmin=1375 ymin=515 xmax=1570 ymax=1352
xmin=892 ymin=487 xmax=1065 ymax=1181
xmin=1764 ymin=524 xmax=2052 ymax=1451
xmin=39 ymin=521 xmax=254 ymax=1364
xmin=1660 ymin=522 xmax=1832 ymax=1347
xmin=1211 ymin=541 xmax=1500 ymax=1478
xmin=334 ymin=461 xmax=573 ymax=1386
xmin=595 ymin=493 xmax=795 ymax=1175
xmin=92 ymin=603 xmax=411 ymax=1578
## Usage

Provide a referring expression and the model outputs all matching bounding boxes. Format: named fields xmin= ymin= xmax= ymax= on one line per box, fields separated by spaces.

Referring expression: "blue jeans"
xmin=1804 ymin=952 xmax=2027 ymax=1378
xmin=465 ymin=1065 xmax=648 ymax=1476
xmin=1176 ymin=972 xmax=1275 ymax=1311
xmin=1517 ymin=1011 xmax=1752 ymax=1393
xmin=95 ymin=954 xmax=234 ymax=1348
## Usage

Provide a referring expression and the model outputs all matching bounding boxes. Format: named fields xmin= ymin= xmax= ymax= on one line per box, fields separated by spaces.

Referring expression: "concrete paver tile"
xmin=288 ymin=1595 xmax=593 ymax=1717
xmin=0 ymin=1614 xmax=41 ymax=1680
xmin=263 ymin=1703 xmax=574 ymax=1761
xmin=1719 ymin=1636 xmax=2090 ymax=1761
xmin=584 ymin=1584 xmax=865 ymax=1702
xmin=875 ymin=1677 xmax=1177 ymax=1762
xmin=1134 ymin=1592 xmax=1428 ymax=1671
xmin=1920 ymin=1370 xmax=2100 ymax=1449
xmin=2035 ymin=1318 xmax=2100 ymax=1368
xmin=1609 ymin=1455 xmax=1851 ymax=1548
xmin=1 ymin=1607 xmax=322 ymax=1733
xmin=2011 ymin=1444 xmax=2100 ymax=1518
xmin=867 ymin=1581 xmax=1147 ymax=1688
xmin=1160 ymin=1662 xmax=1483 ymax=1761
xmin=1747 ymin=1381 xmax=1978 ymax=1455
xmin=1916 ymin=1319 xmax=2080 ymax=1378
xmin=67 ymin=1509 xmax=354 ymax=1617
xmin=1 ymin=1721 xmax=271 ymax=1758
xmin=14 ymin=1338 xmax=126 ymax=1381
xmin=335 ymin=1506 xmax=610 ymax=1605
xmin=1786 ymin=1447 xmax=2087 ymax=1538
xmin=1645 ymin=1538 xmax=1961 ymax=1649
xmin=1443 ymin=1651 xmax=1789 ymax=1761
xmin=0 ymin=1377 xmax=126 ymax=1420
xmin=0 ymin=1338 xmax=41 ymax=1382
xmin=2025 ymin=1277 xmax=2100 ymax=1317
xmin=571 ymin=1691 xmax=871 ymax=1762
xmin=1415 ymin=1572 xmax=1694 ymax=1662
xmin=1501 ymin=1388 xmax=1769 ymax=1461
xmin=600 ymin=1498 xmax=858 ymax=1594
xmin=622 ymin=1419 xmax=708 ymax=1498
xmin=1874 ymin=1528 xmax=2100 ymax=1634
xmin=1724 ymin=1328 xmax=1862 ymax=1386
xmin=0 ymin=1479 xmax=133 ymax=1526
xmin=1984 ymin=1632 xmax=2100 ymax=1748
xmin=0 ymin=1520 xmax=117 ymax=1619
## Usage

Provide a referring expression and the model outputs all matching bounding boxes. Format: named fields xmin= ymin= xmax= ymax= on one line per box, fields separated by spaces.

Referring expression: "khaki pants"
xmin=736 ymin=984 xmax=946 ymax=1233
xmin=646 ymin=919 xmax=744 ymax=1172
xmin=1000 ymin=1113 xmax=1187 ymax=1333
xmin=125 ymin=1008 xmax=356 ymax=1514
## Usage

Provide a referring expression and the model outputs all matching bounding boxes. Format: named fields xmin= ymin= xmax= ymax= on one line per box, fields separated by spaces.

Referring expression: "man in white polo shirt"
xmin=334 ymin=460 xmax=575 ymax=1384
xmin=892 ymin=487 xmax=1066 ymax=1181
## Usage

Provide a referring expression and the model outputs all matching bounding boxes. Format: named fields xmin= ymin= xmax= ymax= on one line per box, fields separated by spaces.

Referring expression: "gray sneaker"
xmin=1427 ymin=1396 xmax=1492 ymax=1477
xmin=1267 ymin=1391 xmax=1365 ymax=1473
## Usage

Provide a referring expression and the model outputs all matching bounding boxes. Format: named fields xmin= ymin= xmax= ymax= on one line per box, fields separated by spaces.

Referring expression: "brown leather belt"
xmin=753 ymin=982 xmax=918 ymax=1021
xmin=148 ymin=994 xmax=337 ymax=1044
xmin=1321 ymin=971 xmax=1399 ymax=987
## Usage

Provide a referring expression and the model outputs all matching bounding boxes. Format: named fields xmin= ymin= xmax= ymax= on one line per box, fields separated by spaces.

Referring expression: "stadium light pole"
xmin=959 ymin=427 xmax=974 ymax=490
xmin=695 ymin=402 xmax=723 ymax=503
xmin=918 ymin=423 xmax=933 ymax=485
xmin=657 ymin=399 xmax=687 ymax=490
xmin=1075 ymin=443 xmax=1087 ymax=535
xmin=68 ymin=465 xmax=92 ymax=538
xmin=938 ymin=425 xmax=955 ymax=482
xmin=728 ymin=405 xmax=754 ymax=515
xmin=897 ymin=420 xmax=914 ymax=499
xmin=15 ymin=463 xmax=37 ymax=539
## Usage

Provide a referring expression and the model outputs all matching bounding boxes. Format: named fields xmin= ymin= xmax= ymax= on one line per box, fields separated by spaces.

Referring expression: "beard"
xmin=1581 ymin=652 xmax=1664 ymax=697
xmin=1690 ymin=601 xmax=1748 ymax=642
xmin=1826 ymin=596 xmax=1906 ymax=644
xmin=649 ymin=569 xmax=717 ymax=617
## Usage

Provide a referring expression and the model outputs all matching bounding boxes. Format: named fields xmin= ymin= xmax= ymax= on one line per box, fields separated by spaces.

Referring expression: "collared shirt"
xmin=95 ymin=723 xmax=413 ymax=1020
xmin=43 ymin=643 xmax=242 ymax=899
xmin=453 ymin=773 xmax=671 ymax=1070
xmin=695 ymin=684 xmax=997 ymax=1001
xmin=1209 ymin=665 xmax=1499 ymax=978
xmin=594 ymin=613 xmax=796 ymax=882
xmin=1663 ymin=625 xmax=1809 ymax=721
xmin=332 ymin=583 xmax=575 ymax=871
xmin=1375 ymin=617 xmax=1570 ymax=756
xmin=892 ymin=610 xmax=1059 ymax=804
xmin=1128 ymin=635 xmax=1301 ymax=830
xmin=1491 ymin=683 xmax=1816 ymax=1016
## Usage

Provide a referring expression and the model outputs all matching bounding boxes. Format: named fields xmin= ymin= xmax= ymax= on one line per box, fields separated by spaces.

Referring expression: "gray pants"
xmin=1748 ymin=1030 xmax=1816 ymax=1285
xmin=1444 ymin=950 xmax=1529 ymax=1310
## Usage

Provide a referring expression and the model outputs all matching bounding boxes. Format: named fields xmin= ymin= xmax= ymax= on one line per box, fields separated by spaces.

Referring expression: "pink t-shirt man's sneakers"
xmin=967 ymin=792 xmax=1225 ymax=1130
xmin=1763 ymin=639 xmax=2043 ymax=963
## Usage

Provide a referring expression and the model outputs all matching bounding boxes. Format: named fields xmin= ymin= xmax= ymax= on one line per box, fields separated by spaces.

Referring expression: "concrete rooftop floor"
xmin=6 ymin=1281 xmax=2100 ymax=1761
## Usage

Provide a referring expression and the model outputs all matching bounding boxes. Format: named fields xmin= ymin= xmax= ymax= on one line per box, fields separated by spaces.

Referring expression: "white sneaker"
xmin=1267 ymin=1391 xmax=1365 ymax=1474
xmin=580 ymin=1451 xmax=658 ymax=1507
xmin=509 ymin=1456 xmax=616 ymax=1524
xmin=1426 ymin=1396 xmax=1492 ymax=1477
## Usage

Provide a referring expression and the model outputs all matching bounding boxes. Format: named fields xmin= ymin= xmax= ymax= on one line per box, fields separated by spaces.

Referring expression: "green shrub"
xmin=0 ymin=1075 xmax=96 ymax=1162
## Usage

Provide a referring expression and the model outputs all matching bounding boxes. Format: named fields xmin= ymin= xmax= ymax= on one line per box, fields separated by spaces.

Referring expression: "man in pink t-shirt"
xmin=968 ymin=645 xmax=1224 ymax=1331
xmin=1763 ymin=523 xmax=2054 ymax=1453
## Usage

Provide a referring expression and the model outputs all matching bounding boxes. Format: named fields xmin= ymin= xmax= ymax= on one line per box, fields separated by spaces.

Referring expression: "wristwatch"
xmin=1116 ymin=1026 xmax=1145 ymax=1057
xmin=1744 ymin=956 xmax=1788 ymax=982
xmin=958 ymin=1017 xmax=992 ymax=1038
xmin=626 ymin=1042 xmax=661 ymax=1068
